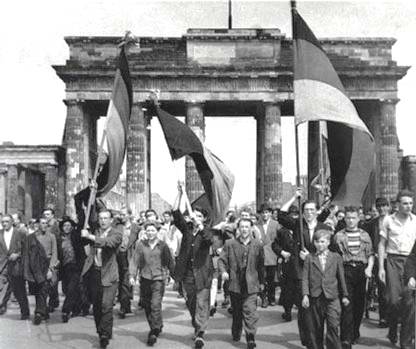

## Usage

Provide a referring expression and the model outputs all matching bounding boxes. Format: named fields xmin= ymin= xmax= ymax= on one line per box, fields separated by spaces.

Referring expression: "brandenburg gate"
xmin=53 ymin=28 xmax=409 ymax=217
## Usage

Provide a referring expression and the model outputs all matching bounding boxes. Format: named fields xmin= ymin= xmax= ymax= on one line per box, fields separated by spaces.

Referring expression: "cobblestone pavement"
xmin=0 ymin=284 xmax=394 ymax=349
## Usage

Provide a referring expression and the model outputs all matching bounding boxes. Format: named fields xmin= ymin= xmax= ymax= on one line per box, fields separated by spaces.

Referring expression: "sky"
xmin=0 ymin=0 xmax=415 ymax=206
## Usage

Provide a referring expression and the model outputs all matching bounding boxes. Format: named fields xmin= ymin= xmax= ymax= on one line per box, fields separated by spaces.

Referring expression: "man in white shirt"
xmin=378 ymin=190 xmax=416 ymax=347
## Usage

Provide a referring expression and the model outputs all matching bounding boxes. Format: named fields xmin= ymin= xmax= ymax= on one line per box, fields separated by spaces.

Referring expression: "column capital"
xmin=63 ymin=98 xmax=85 ymax=107
xmin=379 ymin=98 xmax=400 ymax=106
xmin=262 ymin=99 xmax=284 ymax=106
xmin=184 ymin=99 xmax=206 ymax=106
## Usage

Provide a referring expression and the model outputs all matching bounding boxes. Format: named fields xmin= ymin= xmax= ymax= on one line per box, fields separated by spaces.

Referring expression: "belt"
xmin=344 ymin=261 xmax=365 ymax=268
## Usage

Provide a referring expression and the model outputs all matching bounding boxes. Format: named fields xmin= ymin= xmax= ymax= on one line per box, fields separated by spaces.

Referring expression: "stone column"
xmin=40 ymin=164 xmax=59 ymax=215
xmin=256 ymin=102 xmax=283 ymax=208
xmin=401 ymin=156 xmax=416 ymax=203
xmin=379 ymin=99 xmax=400 ymax=201
xmin=0 ymin=165 xmax=7 ymax=214
xmin=185 ymin=101 xmax=205 ymax=203
xmin=63 ymin=99 xmax=91 ymax=218
xmin=6 ymin=165 xmax=19 ymax=214
xmin=126 ymin=103 xmax=151 ymax=215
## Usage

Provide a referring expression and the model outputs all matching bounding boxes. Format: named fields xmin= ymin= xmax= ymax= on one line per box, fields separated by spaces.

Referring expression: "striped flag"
xmin=155 ymin=105 xmax=234 ymax=225
xmin=292 ymin=8 xmax=375 ymax=206
xmin=96 ymin=45 xmax=133 ymax=195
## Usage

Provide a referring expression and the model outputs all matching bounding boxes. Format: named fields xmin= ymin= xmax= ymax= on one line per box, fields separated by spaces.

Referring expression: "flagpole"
xmin=291 ymin=0 xmax=305 ymax=250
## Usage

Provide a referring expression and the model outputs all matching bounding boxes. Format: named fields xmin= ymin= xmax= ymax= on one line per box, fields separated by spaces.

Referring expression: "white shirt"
xmin=94 ymin=227 xmax=111 ymax=267
xmin=380 ymin=213 xmax=416 ymax=256
xmin=4 ymin=228 xmax=13 ymax=250
xmin=307 ymin=220 xmax=318 ymax=244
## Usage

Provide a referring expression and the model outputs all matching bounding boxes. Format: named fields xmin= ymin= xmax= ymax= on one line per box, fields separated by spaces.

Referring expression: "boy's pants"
xmin=229 ymin=291 xmax=258 ymax=339
xmin=309 ymin=294 xmax=342 ymax=349
xmin=140 ymin=278 xmax=165 ymax=331
xmin=183 ymin=272 xmax=210 ymax=336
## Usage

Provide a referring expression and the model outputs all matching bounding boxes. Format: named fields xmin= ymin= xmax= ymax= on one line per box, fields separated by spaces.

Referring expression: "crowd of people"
xmin=1 ymin=183 xmax=416 ymax=349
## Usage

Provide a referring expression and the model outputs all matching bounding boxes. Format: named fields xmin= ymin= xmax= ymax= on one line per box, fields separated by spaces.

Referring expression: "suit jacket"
xmin=302 ymin=251 xmax=348 ymax=300
xmin=81 ymin=227 xmax=122 ymax=287
xmin=23 ymin=233 xmax=49 ymax=284
xmin=271 ymin=227 xmax=298 ymax=280
xmin=0 ymin=228 xmax=26 ymax=277
xmin=173 ymin=210 xmax=213 ymax=290
xmin=256 ymin=219 xmax=280 ymax=266
xmin=278 ymin=210 xmax=332 ymax=279
xmin=218 ymin=237 xmax=265 ymax=295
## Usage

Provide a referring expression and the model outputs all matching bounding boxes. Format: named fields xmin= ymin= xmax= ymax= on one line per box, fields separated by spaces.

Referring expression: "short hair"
xmin=375 ymin=197 xmax=389 ymax=207
xmin=2 ymin=214 xmax=13 ymax=221
xmin=42 ymin=208 xmax=55 ymax=215
xmin=143 ymin=220 xmax=160 ymax=230
xmin=302 ymin=200 xmax=318 ymax=211
xmin=313 ymin=229 xmax=332 ymax=242
xmin=212 ymin=229 xmax=224 ymax=240
xmin=344 ymin=206 xmax=359 ymax=215
xmin=193 ymin=206 xmax=208 ymax=218
xmin=238 ymin=217 xmax=253 ymax=227
xmin=145 ymin=209 xmax=157 ymax=217
xmin=259 ymin=203 xmax=272 ymax=213
xmin=162 ymin=210 xmax=172 ymax=217
xmin=335 ymin=209 xmax=345 ymax=217
xmin=98 ymin=209 xmax=113 ymax=218
xmin=396 ymin=190 xmax=414 ymax=202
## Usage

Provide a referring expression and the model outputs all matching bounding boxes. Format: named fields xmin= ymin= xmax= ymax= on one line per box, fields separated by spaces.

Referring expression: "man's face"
xmin=12 ymin=214 xmax=20 ymax=226
xmin=1 ymin=216 xmax=13 ymax=230
xmin=145 ymin=211 xmax=157 ymax=222
xmin=39 ymin=219 xmax=48 ymax=232
xmin=120 ymin=209 xmax=129 ymax=224
xmin=261 ymin=210 xmax=271 ymax=222
xmin=314 ymin=236 xmax=330 ymax=253
xmin=240 ymin=211 xmax=250 ymax=219
xmin=377 ymin=204 xmax=390 ymax=217
xmin=145 ymin=225 xmax=158 ymax=242
xmin=43 ymin=210 xmax=53 ymax=222
xmin=345 ymin=211 xmax=359 ymax=230
xmin=336 ymin=212 xmax=345 ymax=222
xmin=239 ymin=220 xmax=252 ymax=239
xmin=303 ymin=203 xmax=317 ymax=222
xmin=163 ymin=214 xmax=172 ymax=224
xmin=62 ymin=222 xmax=73 ymax=235
xmin=398 ymin=196 xmax=413 ymax=215
xmin=98 ymin=212 xmax=113 ymax=230
xmin=192 ymin=210 xmax=205 ymax=226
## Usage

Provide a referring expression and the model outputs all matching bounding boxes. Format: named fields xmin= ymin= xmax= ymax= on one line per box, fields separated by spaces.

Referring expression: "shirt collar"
xmin=238 ymin=235 xmax=252 ymax=246
xmin=317 ymin=249 xmax=329 ymax=257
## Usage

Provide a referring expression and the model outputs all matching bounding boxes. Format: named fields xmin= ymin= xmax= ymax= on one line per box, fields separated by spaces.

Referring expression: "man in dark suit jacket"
xmin=172 ymin=184 xmax=213 ymax=349
xmin=0 ymin=214 xmax=30 ymax=318
xmin=219 ymin=218 xmax=265 ymax=349
xmin=302 ymin=229 xmax=349 ymax=349
xmin=81 ymin=210 xmax=122 ymax=349
xmin=256 ymin=203 xmax=280 ymax=308
xmin=278 ymin=190 xmax=331 ymax=346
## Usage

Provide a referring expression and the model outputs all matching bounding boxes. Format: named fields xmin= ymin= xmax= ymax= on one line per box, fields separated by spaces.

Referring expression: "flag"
xmin=155 ymin=105 xmax=235 ymax=225
xmin=96 ymin=46 xmax=133 ymax=195
xmin=292 ymin=8 xmax=375 ymax=206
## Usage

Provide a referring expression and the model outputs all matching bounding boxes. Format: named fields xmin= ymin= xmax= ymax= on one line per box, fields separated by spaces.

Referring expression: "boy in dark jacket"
xmin=129 ymin=220 xmax=174 ymax=346
xmin=302 ymin=229 xmax=349 ymax=349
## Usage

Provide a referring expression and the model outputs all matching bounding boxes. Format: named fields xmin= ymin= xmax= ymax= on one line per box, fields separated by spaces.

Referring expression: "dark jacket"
xmin=404 ymin=240 xmax=416 ymax=283
xmin=277 ymin=210 xmax=332 ymax=279
xmin=57 ymin=226 xmax=86 ymax=274
xmin=361 ymin=217 xmax=383 ymax=252
xmin=173 ymin=210 xmax=213 ymax=290
xmin=23 ymin=233 xmax=49 ymax=284
xmin=302 ymin=251 xmax=348 ymax=300
xmin=81 ymin=227 xmax=122 ymax=286
xmin=271 ymin=227 xmax=298 ymax=281
xmin=0 ymin=228 xmax=26 ymax=277
xmin=218 ymin=237 xmax=265 ymax=295
xmin=74 ymin=187 xmax=107 ymax=231
xmin=129 ymin=239 xmax=175 ymax=279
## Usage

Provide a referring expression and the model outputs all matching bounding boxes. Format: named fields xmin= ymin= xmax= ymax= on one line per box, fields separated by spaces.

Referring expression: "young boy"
xmin=129 ymin=221 xmax=175 ymax=346
xmin=302 ymin=229 xmax=349 ymax=349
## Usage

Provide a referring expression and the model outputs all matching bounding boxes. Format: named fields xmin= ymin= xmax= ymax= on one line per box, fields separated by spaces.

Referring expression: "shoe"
xmin=269 ymin=300 xmax=276 ymax=306
xmin=222 ymin=298 xmax=230 ymax=308
xmin=378 ymin=319 xmax=388 ymax=328
xmin=195 ymin=336 xmax=205 ymax=348
xmin=147 ymin=332 xmax=157 ymax=346
xmin=62 ymin=313 xmax=69 ymax=323
xmin=387 ymin=329 xmax=398 ymax=345
xmin=228 ymin=307 xmax=233 ymax=314
xmin=232 ymin=334 xmax=241 ymax=342
xmin=261 ymin=299 xmax=268 ymax=308
xmin=281 ymin=312 xmax=292 ymax=322
xmin=20 ymin=314 xmax=30 ymax=320
xmin=209 ymin=307 xmax=216 ymax=317
xmin=118 ymin=310 xmax=126 ymax=319
xmin=247 ymin=340 xmax=257 ymax=349
xmin=82 ymin=308 xmax=90 ymax=316
xmin=0 ymin=306 xmax=6 ymax=315
xmin=177 ymin=293 xmax=184 ymax=298
xmin=48 ymin=305 xmax=55 ymax=313
xmin=33 ymin=314 xmax=42 ymax=325
xmin=341 ymin=341 xmax=351 ymax=349
xmin=99 ymin=336 xmax=109 ymax=348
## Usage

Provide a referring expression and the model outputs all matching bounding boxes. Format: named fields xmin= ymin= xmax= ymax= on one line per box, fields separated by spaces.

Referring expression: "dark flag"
xmin=155 ymin=105 xmax=234 ymax=225
xmin=96 ymin=45 xmax=133 ymax=195
xmin=292 ymin=8 xmax=375 ymax=206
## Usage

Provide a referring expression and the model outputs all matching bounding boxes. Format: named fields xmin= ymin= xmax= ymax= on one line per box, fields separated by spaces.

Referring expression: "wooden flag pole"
xmin=291 ymin=0 xmax=305 ymax=250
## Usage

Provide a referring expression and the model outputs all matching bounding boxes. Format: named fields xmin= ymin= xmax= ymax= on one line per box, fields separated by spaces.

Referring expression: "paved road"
xmin=0 ymin=284 xmax=394 ymax=349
